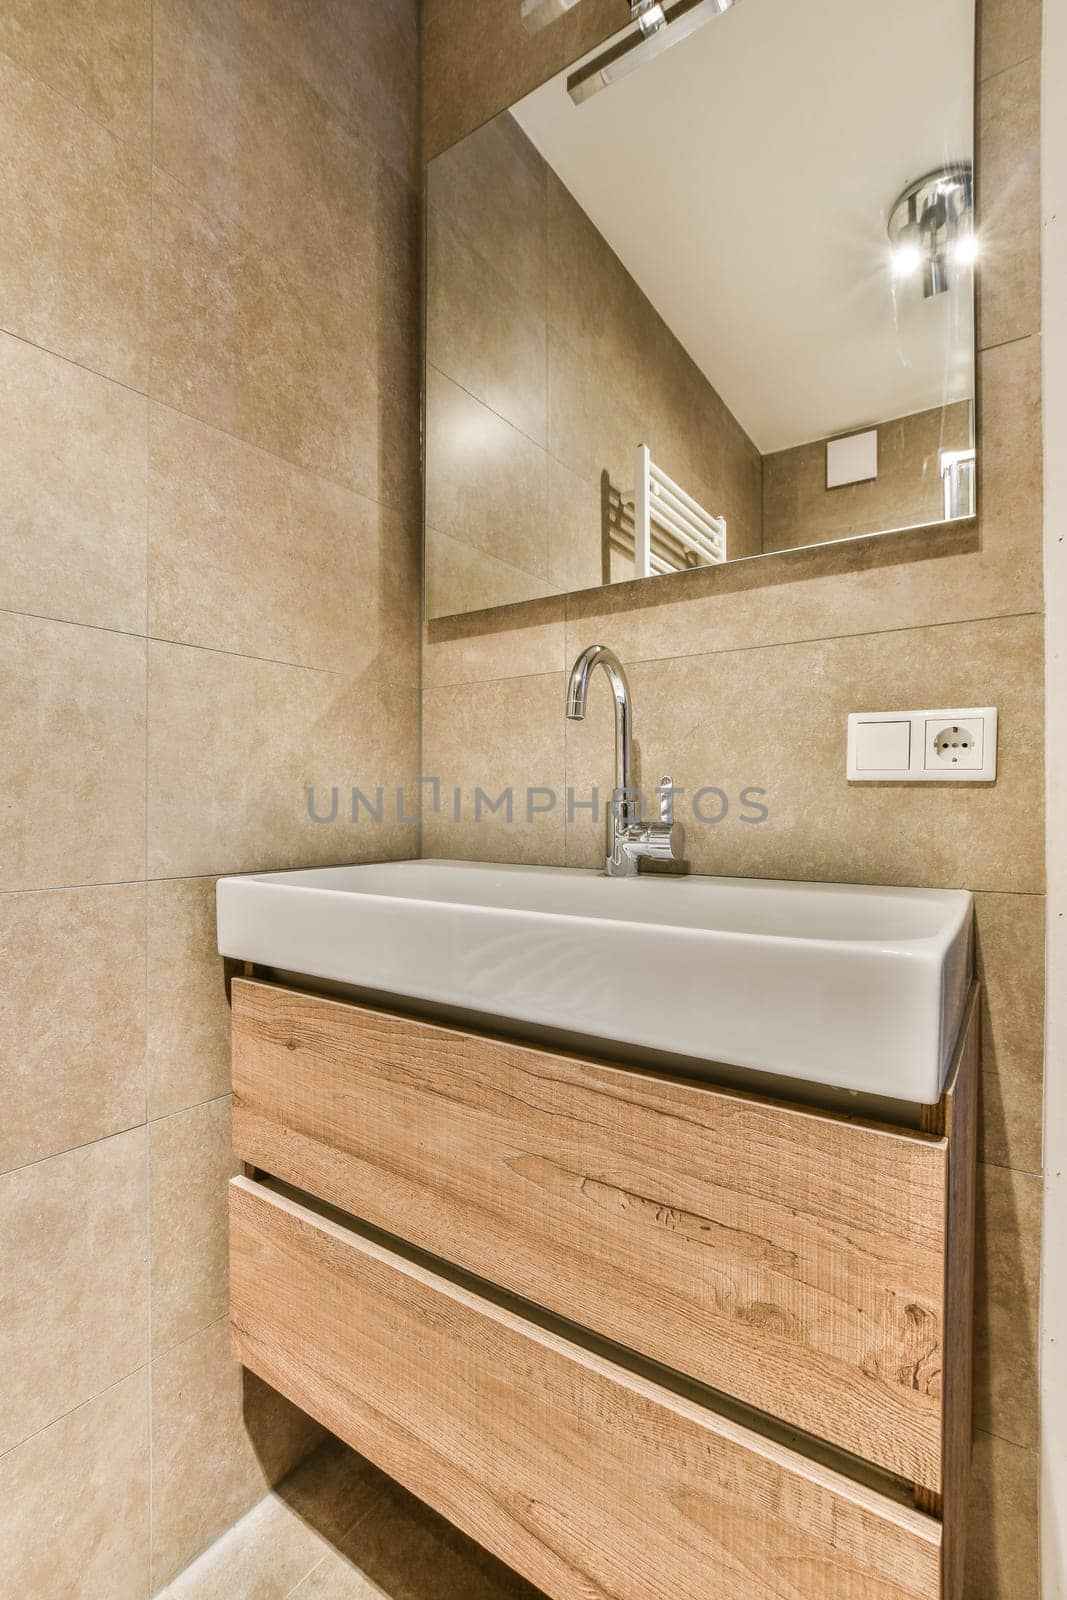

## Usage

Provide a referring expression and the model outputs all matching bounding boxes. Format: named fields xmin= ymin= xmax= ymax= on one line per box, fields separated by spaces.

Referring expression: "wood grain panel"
xmin=230 ymin=1176 xmax=943 ymax=1600
xmin=231 ymin=977 xmax=956 ymax=1490
xmin=939 ymin=988 xmax=979 ymax=1600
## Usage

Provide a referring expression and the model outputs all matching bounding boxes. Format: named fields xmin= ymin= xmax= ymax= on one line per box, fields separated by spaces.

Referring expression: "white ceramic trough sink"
xmin=217 ymin=858 xmax=973 ymax=1105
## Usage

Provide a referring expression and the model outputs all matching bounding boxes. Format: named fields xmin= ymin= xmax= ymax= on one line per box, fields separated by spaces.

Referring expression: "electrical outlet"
xmin=847 ymin=707 xmax=997 ymax=782
xmin=925 ymin=718 xmax=984 ymax=771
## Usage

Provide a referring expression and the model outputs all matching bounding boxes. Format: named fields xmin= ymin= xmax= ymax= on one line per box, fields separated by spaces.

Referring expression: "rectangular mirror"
xmin=424 ymin=0 xmax=976 ymax=620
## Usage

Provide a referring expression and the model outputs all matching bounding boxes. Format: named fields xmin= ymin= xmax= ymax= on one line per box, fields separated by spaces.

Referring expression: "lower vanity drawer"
xmin=230 ymin=1175 xmax=942 ymax=1600
xmin=232 ymin=977 xmax=975 ymax=1493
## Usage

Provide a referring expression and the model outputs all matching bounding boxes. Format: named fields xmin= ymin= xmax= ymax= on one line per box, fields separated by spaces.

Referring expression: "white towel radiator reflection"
xmin=625 ymin=444 xmax=727 ymax=577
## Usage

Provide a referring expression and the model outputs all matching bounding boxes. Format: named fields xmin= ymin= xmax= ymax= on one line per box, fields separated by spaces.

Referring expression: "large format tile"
xmin=979 ymin=0 xmax=1041 ymax=82
xmin=0 ymin=1369 xmax=149 ymax=1600
xmin=965 ymin=1430 xmax=1040 ymax=1599
xmin=0 ymin=884 xmax=146 ymax=1173
xmin=427 ymin=528 xmax=559 ymax=619
xmin=422 ymin=672 xmax=566 ymax=865
xmin=973 ymin=892 xmax=1045 ymax=1173
xmin=426 ymin=367 xmax=549 ymax=579
xmin=424 ymin=596 xmax=568 ymax=689
xmin=148 ymin=641 xmax=418 ymax=878
xmin=977 ymin=56 xmax=1041 ymax=351
xmin=973 ymin=1161 xmax=1043 ymax=1450
xmin=429 ymin=111 xmax=547 ymax=303
xmin=149 ymin=1095 xmax=237 ymax=1356
xmin=0 ymin=0 xmax=150 ymax=150
xmin=149 ymin=406 xmax=398 ymax=676
xmin=154 ymin=0 xmax=382 ymax=309
xmin=0 ymin=1127 xmax=148 ymax=1455
xmin=151 ymin=174 xmax=379 ymax=501
xmin=0 ymin=613 xmax=146 ymax=892
xmin=428 ymin=206 xmax=548 ymax=447
xmin=233 ymin=0 xmax=418 ymax=184
xmin=150 ymin=1317 xmax=322 ymax=1589
xmin=0 ymin=331 xmax=147 ymax=631
xmin=563 ymin=613 xmax=1044 ymax=892
xmin=147 ymin=877 xmax=232 ymax=1120
xmin=0 ymin=53 xmax=149 ymax=387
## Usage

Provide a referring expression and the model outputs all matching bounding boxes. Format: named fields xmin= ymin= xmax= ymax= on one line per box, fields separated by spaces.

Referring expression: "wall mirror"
xmin=424 ymin=0 xmax=976 ymax=620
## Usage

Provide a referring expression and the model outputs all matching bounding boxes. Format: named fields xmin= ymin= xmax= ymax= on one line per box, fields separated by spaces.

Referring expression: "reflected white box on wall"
xmin=827 ymin=430 xmax=878 ymax=488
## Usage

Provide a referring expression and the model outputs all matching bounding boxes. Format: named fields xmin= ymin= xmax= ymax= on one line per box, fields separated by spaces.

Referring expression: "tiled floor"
xmin=157 ymin=1434 xmax=545 ymax=1600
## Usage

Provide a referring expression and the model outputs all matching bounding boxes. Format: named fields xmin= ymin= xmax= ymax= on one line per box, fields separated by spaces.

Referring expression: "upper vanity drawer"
xmin=231 ymin=977 xmax=956 ymax=1492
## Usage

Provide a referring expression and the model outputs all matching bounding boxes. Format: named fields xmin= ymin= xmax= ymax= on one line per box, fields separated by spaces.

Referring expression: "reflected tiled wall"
xmin=425 ymin=112 xmax=761 ymax=617
xmin=762 ymin=401 xmax=974 ymax=553
xmin=0 ymin=0 xmax=419 ymax=1594
xmin=421 ymin=0 xmax=1044 ymax=1593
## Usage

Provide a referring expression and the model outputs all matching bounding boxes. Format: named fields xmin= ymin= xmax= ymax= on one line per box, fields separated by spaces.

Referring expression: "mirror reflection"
xmin=425 ymin=0 xmax=976 ymax=619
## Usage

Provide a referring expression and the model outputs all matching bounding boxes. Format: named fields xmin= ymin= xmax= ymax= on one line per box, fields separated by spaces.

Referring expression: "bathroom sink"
xmin=216 ymin=859 xmax=973 ymax=1104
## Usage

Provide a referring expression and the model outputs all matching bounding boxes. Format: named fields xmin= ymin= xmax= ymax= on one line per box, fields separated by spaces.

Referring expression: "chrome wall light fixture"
xmin=520 ymin=0 xmax=584 ymax=36
xmin=526 ymin=0 xmax=736 ymax=99
xmin=521 ymin=0 xmax=677 ymax=36
xmin=887 ymin=166 xmax=975 ymax=298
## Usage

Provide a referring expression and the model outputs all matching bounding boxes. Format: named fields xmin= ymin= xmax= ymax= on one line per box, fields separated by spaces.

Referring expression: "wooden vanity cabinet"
xmin=228 ymin=976 xmax=977 ymax=1600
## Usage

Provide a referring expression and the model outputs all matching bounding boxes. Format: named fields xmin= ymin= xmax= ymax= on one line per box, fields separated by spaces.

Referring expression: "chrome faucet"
xmin=566 ymin=644 xmax=685 ymax=877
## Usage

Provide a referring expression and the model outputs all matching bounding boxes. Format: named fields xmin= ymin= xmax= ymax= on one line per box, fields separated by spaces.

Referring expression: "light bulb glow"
xmin=954 ymin=232 xmax=979 ymax=265
xmin=892 ymin=243 xmax=923 ymax=278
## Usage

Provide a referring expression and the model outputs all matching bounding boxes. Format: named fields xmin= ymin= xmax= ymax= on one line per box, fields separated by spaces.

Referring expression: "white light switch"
xmin=854 ymin=719 xmax=911 ymax=772
xmin=847 ymin=708 xmax=998 ymax=782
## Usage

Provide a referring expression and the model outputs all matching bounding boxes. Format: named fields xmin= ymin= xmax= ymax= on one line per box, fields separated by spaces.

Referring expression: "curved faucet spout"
xmin=566 ymin=645 xmax=635 ymax=829
xmin=566 ymin=643 xmax=686 ymax=878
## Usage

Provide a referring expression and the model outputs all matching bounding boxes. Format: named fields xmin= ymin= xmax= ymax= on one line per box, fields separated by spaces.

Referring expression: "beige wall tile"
xmin=564 ymin=615 xmax=1043 ymax=892
xmin=147 ymin=877 xmax=232 ymax=1120
xmin=426 ymin=368 xmax=549 ymax=581
xmin=978 ymin=56 xmax=1041 ymax=352
xmin=0 ymin=613 xmax=146 ymax=892
xmin=154 ymin=0 xmax=383 ymax=310
xmin=0 ymin=0 xmax=150 ymax=150
xmin=547 ymin=457 xmax=606 ymax=595
xmin=973 ymin=1161 xmax=1042 ymax=1450
xmin=151 ymin=173 xmax=379 ymax=502
xmin=149 ymin=406 xmax=402 ymax=676
xmin=0 ymin=884 xmax=146 ymax=1173
xmin=980 ymin=0 xmax=1042 ymax=81
xmin=0 ymin=1128 xmax=147 ymax=1455
xmin=427 ymin=528 xmax=560 ymax=621
xmin=429 ymin=112 xmax=547 ymax=302
xmin=422 ymin=673 xmax=566 ymax=865
xmin=424 ymin=597 xmax=568 ymax=689
xmin=0 ymin=54 xmax=149 ymax=388
xmin=0 ymin=331 xmax=147 ymax=632
xmin=147 ymin=641 xmax=418 ymax=878
xmin=974 ymin=892 xmax=1045 ymax=1172
xmin=560 ymin=334 xmax=1041 ymax=664
xmin=232 ymin=0 xmax=418 ymax=185
xmin=428 ymin=207 xmax=548 ymax=447
xmin=150 ymin=1317 xmax=322 ymax=1589
xmin=149 ymin=1096 xmax=237 ymax=1356
xmin=965 ymin=1429 xmax=1040 ymax=1599
xmin=0 ymin=1369 xmax=149 ymax=1600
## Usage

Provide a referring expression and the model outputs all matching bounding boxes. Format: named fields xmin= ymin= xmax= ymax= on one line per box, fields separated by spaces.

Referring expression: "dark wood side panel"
xmin=231 ymin=977 xmax=962 ymax=1491
xmin=230 ymin=1176 xmax=943 ymax=1600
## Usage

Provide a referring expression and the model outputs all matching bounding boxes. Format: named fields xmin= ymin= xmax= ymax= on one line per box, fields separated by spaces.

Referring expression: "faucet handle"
xmin=658 ymin=775 xmax=675 ymax=824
